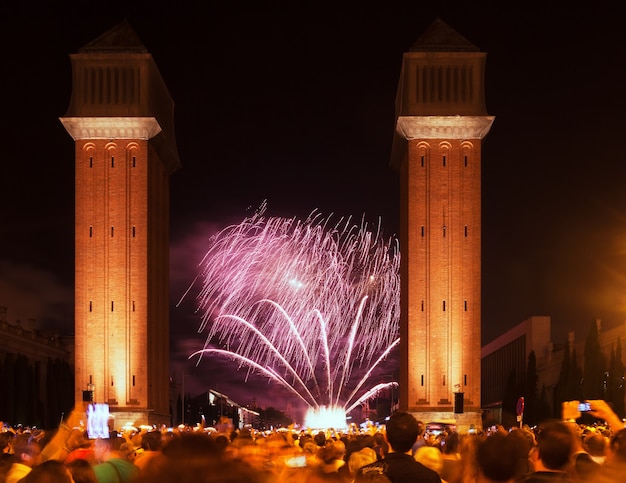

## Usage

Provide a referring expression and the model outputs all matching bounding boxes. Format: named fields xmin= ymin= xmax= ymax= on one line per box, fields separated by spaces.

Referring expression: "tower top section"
xmin=394 ymin=18 xmax=489 ymax=119
xmin=61 ymin=20 xmax=180 ymax=174
xmin=390 ymin=18 xmax=493 ymax=171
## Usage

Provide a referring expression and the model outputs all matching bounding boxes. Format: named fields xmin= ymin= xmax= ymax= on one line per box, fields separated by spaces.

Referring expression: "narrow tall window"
xmin=89 ymin=375 xmax=93 ymax=384
xmin=89 ymin=301 xmax=92 ymax=312
xmin=421 ymin=301 xmax=424 ymax=311
xmin=132 ymin=226 xmax=136 ymax=237
xmin=464 ymin=155 xmax=468 ymax=167
xmin=111 ymin=226 xmax=114 ymax=237
xmin=421 ymin=155 xmax=425 ymax=167
xmin=421 ymin=226 xmax=424 ymax=237
xmin=464 ymin=300 xmax=468 ymax=311
xmin=111 ymin=377 xmax=114 ymax=386
xmin=89 ymin=156 xmax=93 ymax=168
xmin=89 ymin=226 xmax=93 ymax=237
xmin=111 ymin=156 xmax=114 ymax=167
xmin=443 ymin=155 xmax=446 ymax=167
xmin=132 ymin=156 xmax=136 ymax=167
xmin=464 ymin=374 xmax=467 ymax=386
xmin=443 ymin=375 xmax=446 ymax=386
xmin=132 ymin=301 xmax=135 ymax=312
xmin=443 ymin=225 xmax=446 ymax=237
xmin=464 ymin=225 xmax=468 ymax=237
xmin=421 ymin=375 xmax=424 ymax=386
xmin=443 ymin=300 xmax=446 ymax=311
xmin=132 ymin=375 xmax=136 ymax=386
xmin=111 ymin=301 xmax=114 ymax=312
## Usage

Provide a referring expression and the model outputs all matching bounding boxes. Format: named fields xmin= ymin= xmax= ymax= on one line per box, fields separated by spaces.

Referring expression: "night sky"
xmin=1 ymin=1 xmax=625 ymax=408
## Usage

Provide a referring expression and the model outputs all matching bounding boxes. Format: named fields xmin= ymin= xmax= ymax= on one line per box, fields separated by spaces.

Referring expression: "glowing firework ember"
xmin=186 ymin=203 xmax=400 ymax=428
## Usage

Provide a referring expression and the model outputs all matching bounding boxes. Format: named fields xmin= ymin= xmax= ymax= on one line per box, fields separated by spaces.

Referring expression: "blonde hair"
xmin=414 ymin=445 xmax=443 ymax=474
xmin=349 ymin=447 xmax=378 ymax=474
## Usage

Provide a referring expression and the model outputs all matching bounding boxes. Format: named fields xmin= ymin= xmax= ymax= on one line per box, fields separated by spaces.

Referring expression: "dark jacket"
xmin=357 ymin=452 xmax=442 ymax=483
xmin=522 ymin=471 xmax=573 ymax=483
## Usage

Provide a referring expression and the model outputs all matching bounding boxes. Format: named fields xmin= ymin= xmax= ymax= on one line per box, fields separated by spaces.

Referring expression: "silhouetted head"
xmin=385 ymin=412 xmax=419 ymax=453
xmin=535 ymin=421 xmax=576 ymax=470
xmin=477 ymin=433 xmax=520 ymax=482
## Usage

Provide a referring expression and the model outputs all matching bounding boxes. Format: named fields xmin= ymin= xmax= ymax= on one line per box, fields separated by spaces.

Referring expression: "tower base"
xmin=108 ymin=408 xmax=171 ymax=430
xmin=408 ymin=410 xmax=482 ymax=434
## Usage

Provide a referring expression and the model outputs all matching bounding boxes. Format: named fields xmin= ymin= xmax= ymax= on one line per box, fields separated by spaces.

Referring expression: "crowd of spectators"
xmin=1 ymin=399 xmax=626 ymax=483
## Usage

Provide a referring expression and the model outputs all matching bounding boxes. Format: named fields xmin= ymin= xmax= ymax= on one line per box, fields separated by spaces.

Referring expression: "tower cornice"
xmin=60 ymin=117 xmax=162 ymax=140
xmin=396 ymin=115 xmax=494 ymax=140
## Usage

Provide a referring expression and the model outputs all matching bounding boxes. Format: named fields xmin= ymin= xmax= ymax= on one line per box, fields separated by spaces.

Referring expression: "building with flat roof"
xmin=482 ymin=316 xmax=625 ymax=427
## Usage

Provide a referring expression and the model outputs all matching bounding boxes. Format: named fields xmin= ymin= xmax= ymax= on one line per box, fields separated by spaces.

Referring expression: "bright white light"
xmin=304 ymin=406 xmax=348 ymax=430
xmin=87 ymin=403 xmax=110 ymax=439
xmin=288 ymin=278 xmax=304 ymax=289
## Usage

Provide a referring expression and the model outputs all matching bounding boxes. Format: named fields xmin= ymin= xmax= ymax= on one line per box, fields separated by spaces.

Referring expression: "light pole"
xmin=382 ymin=372 xmax=394 ymax=416
xmin=384 ymin=373 xmax=395 ymax=416
xmin=181 ymin=371 xmax=186 ymax=426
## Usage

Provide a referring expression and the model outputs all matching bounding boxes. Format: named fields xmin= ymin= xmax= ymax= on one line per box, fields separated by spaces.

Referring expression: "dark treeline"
xmin=0 ymin=353 xmax=74 ymax=428
xmin=496 ymin=320 xmax=625 ymax=428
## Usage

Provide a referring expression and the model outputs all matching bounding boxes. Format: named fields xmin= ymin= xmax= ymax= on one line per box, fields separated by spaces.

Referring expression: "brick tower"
xmin=61 ymin=21 xmax=180 ymax=427
xmin=390 ymin=19 xmax=494 ymax=430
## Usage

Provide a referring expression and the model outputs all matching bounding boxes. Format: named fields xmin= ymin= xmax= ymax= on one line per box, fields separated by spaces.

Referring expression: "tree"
xmin=3 ymin=353 xmax=16 ymax=422
xmin=47 ymin=358 xmax=74 ymax=428
xmin=607 ymin=345 xmax=615 ymax=403
xmin=258 ymin=407 xmax=292 ymax=429
xmin=502 ymin=369 xmax=520 ymax=429
xmin=555 ymin=339 xmax=584 ymax=415
xmin=611 ymin=337 xmax=625 ymax=418
xmin=583 ymin=320 xmax=605 ymax=400
xmin=0 ymin=353 xmax=73 ymax=428
xmin=176 ymin=393 xmax=182 ymax=426
xmin=555 ymin=339 xmax=582 ymax=410
xmin=14 ymin=354 xmax=30 ymax=423
xmin=47 ymin=358 xmax=60 ymax=427
xmin=524 ymin=351 xmax=539 ymax=425
xmin=537 ymin=384 xmax=552 ymax=421
xmin=555 ymin=340 xmax=571 ymax=411
xmin=0 ymin=355 xmax=5 ymax=418
xmin=569 ymin=348 xmax=583 ymax=401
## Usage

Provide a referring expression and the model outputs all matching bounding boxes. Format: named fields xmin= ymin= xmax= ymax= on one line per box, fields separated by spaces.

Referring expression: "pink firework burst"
xmin=187 ymin=203 xmax=400 ymax=414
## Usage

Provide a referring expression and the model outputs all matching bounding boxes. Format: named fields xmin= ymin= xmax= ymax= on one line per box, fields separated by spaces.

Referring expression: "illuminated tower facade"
xmin=61 ymin=21 xmax=180 ymax=426
xmin=391 ymin=19 xmax=494 ymax=429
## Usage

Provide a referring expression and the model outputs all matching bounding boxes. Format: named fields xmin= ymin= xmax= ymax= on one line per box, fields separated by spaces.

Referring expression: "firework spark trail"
xmin=188 ymin=202 xmax=400 ymax=413
xmin=312 ymin=309 xmax=332 ymax=404
xmin=343 ymin=337 xmax=401 ymax=408
xmin=334 ymin=295 xmax=367 ymax=407
xmin=345 ymin=382 xmax=399 ymax=414
xmin=213 ymin=314 xmax=319 ymax=407
xmin=189 ymin=348 xmax=312 ymax=407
